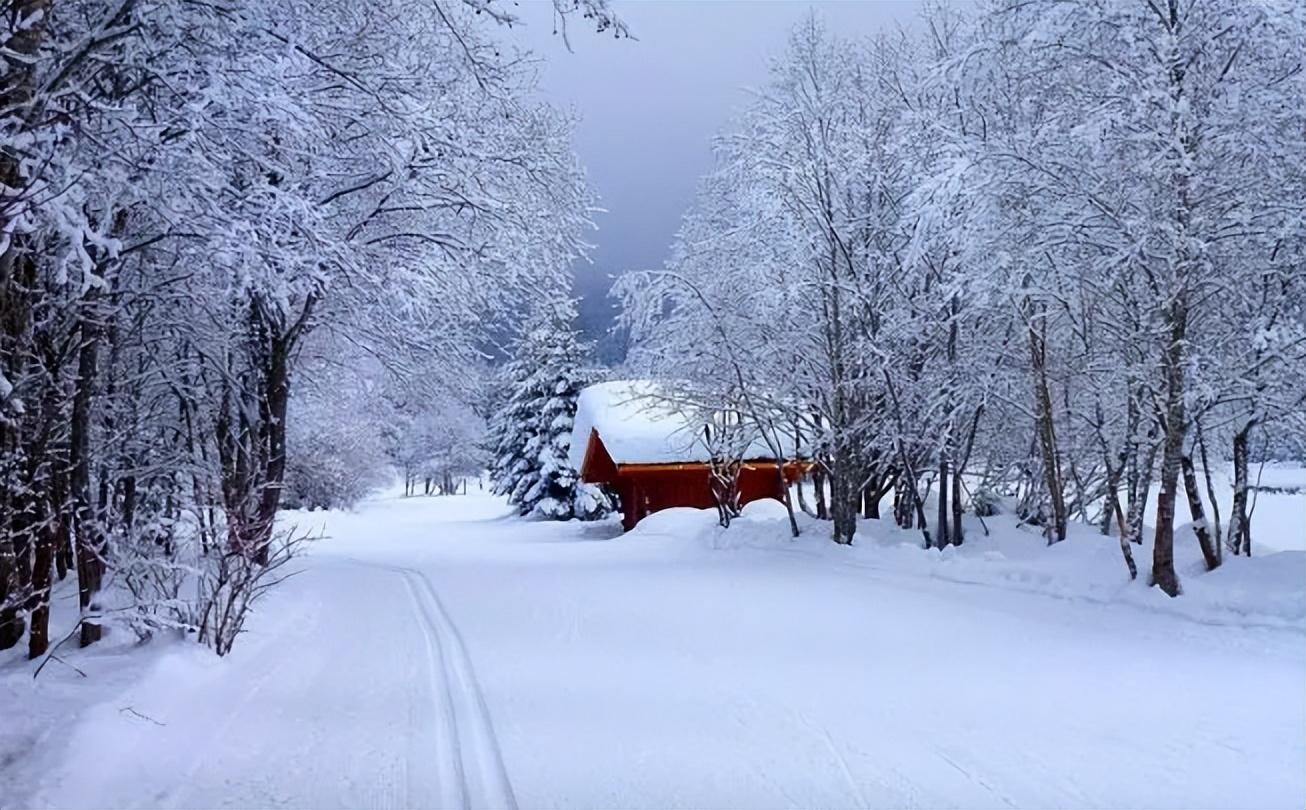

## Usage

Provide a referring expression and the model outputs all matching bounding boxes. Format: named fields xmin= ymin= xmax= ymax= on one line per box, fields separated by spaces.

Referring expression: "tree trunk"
xmin=1151 ymin=463 xmax=1182 ymax=597
xmin=1113 ymin=493 xmax=1137 ymax=580
xmin=27 ymin=511 xmax=54 ymax=659
xmin=1228 ymin=422 xmax=1253 ymax=556
xmin=0 ymin=536 xmax=22 ymax=650
xmin=1125 ymin=442 xmax=1156 ymax=547
xmin=950 ymin=406 xmax=983 ymax=547
xmin=0 ymin=0 xmax=54 ymax=652
xmin=795 ymin=475 xmax=812 ymax=516
xmin=71 ymin=306 xmax=106 ymax=646
xmin=861 ymin=466 xmax=889 ymax=520
xmin=1151 ymin=13 xmax=1198 ymax=598
xmin=813 ymin=466 xmax=828 ymax=520
xmin=252 ymin=331 xmax=291 ymax=565
xmin=936 ymin=458 xmax=951 ymax=548
xmin=951 ymin=467 xmax=964 ymax=546
xmin=1180 ymin=453 xmax=1219 ymax=571
xmin=709 ymin=458 xmax=741 ymax=529
xmin=1099 ymin=452 xmax=1122 ymax=537
xmin=0 ymin=221 xmax=32 ymax=655
xmin=774 ymin=461 xmax=801 ymax=539
xmin=893 ymin=484 xmax=914 ymax=529
xmin=828 ymin=452 xmax=857 ymax=545
xmin=1122 ymin=377 xmax=1157 ymax=546
xmin=54 ymin=534 xmax=69 ymax=580
xmin=1028 ymin=306 xmax=1067 ymax=544
xmin=1195 ymin=420 xmax=1222 ymax=561
xmin=1100 ymin=454 xmax=1137 ymax=579
xmin=1150 ymin=304 xmax=1188 ymax=598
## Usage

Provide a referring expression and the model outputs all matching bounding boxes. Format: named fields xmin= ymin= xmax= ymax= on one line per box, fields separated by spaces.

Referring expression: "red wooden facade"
xmin=576 ymin=429 xmax=808 ymax=531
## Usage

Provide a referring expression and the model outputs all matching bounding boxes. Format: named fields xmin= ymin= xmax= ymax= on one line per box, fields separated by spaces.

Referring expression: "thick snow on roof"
xmin=569 ymin=381 xmax=701 ymax=468
xmin=568 ymin=381 xmax=793 ymax=469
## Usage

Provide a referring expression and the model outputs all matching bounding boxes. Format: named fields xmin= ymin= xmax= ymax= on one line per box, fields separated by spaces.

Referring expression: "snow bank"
xmin=898 ymin=520 xmax=1306 ymax=632
xmin=623 ymin=500 xmax=1306 ymax=632
xmin=737 ymin=497 xmax=791 ymax=522
xmin=0 ymin=589 xmax=202 ymax=808
xmin=1180 ymin=551 xmax=1306 ymax=627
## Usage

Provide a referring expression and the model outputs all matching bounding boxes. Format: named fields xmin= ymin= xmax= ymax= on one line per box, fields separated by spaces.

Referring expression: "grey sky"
xmin=510 ymin=1 xmax=925 ymax=351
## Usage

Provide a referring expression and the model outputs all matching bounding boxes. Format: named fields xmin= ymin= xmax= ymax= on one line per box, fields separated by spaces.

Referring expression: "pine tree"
xmin=488 ymin=301 xmax=610 ymax=520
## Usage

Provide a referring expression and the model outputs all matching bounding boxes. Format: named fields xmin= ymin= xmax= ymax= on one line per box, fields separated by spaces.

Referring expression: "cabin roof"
xmin=568 ymin=380 xmax=797 ymax=470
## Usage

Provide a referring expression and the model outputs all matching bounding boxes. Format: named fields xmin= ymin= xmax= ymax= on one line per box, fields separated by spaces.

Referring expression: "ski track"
xmin=379 ymin=561 xmax=518 ymax=810
xmin=26 ymin=556 xmax=515 ymax=810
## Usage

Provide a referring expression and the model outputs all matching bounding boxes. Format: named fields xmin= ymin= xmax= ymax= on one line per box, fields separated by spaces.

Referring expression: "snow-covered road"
xmin=32 ymin=558 xmax=513 ymax=809
xmin=21 ymin=491 xmax=1306 ymax=809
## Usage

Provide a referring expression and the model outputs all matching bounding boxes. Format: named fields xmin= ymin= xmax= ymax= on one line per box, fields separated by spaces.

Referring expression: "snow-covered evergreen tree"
xmin=488 ymin=300 xmax=610 ymax=520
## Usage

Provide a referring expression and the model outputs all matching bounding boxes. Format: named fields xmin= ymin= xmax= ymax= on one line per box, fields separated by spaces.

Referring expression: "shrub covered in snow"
xmin=971 ymin=486 xmax=1002 ymax=517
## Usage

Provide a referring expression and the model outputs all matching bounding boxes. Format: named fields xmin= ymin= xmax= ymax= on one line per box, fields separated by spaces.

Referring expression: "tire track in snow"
xmin=363 ymin=560 xmax=517 ymax=810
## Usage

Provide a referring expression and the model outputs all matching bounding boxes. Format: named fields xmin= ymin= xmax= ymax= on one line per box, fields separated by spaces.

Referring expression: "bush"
xmin=971 ymin=486 xmax=1002 ymax=517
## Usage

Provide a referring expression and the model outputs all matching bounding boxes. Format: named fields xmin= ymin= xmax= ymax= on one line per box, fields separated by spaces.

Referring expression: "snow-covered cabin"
xmin=569 ymin=381 xmax=808 ymax=530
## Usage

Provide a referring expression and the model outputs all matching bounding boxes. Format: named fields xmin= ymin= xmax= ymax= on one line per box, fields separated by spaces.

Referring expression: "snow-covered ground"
xmin=3 ymin=483 xmax=1303 ymax=809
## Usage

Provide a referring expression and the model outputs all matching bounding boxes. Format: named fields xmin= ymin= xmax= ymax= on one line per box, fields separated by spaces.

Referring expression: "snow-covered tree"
xmin=0 ymin=0 xmax=613 ymax=657
xmin=616 ymin=1 xmax=1305 ymax=599
xmin=488 ymin=299 xmax=609 ymax=520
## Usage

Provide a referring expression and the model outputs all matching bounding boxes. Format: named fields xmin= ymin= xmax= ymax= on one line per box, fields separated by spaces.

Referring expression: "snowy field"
xmin=2 ymin=483 xmax=1304 ymax=809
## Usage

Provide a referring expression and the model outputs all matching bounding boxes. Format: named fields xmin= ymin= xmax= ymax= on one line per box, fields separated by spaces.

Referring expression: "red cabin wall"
xmin=617 ymin=465 xmax=794 ymax=531
xmin=578 ymin=432 xmax=806 ymax=531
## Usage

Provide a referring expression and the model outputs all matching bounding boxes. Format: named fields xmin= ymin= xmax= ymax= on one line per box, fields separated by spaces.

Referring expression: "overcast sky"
xmin=508 ymin=1 xmax=925 ymax=350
